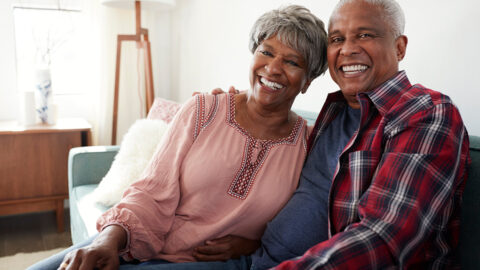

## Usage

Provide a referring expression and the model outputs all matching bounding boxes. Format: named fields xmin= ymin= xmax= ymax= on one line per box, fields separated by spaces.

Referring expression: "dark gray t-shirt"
xmin=251 ymin=105 xmax=360 ymax=270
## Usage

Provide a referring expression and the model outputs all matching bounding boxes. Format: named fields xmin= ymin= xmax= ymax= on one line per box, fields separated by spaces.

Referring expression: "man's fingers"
xmin=195 ymin=242 xmax=230 ymax=255
xmin=211 ymin=88 xmax=225 ymax=95
xmin=194 ymin=86 xmax=241 ymax=96
xmin=228 ymin=86 xmax=239 ymax=94
xmin=206 ymin=235 xmax=232 ymax=245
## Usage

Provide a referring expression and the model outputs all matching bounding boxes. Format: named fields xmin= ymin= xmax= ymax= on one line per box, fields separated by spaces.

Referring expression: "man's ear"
xmin=301 ymin=80 xmax=312 ymax=94
xmin=395 ymin=35 xmax=408 ymax=61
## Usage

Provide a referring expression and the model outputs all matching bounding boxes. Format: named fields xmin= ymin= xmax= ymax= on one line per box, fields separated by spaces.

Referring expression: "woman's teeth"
xmin=260 ymin=77 xmax=284 ymax=90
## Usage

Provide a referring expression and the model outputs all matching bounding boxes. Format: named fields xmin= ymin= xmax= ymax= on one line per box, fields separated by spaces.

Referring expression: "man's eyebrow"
xmin=357 ymin=27 xmax=381 ymax=33
xmin=328 ymin=29 xmax=341 ymax=37
xmin=328 ymin=27 xmax=382 ymax=37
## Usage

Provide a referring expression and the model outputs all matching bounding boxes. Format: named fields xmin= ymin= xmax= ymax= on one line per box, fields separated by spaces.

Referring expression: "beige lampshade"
xmin=101 ymin=0 xmax=175 ymax=10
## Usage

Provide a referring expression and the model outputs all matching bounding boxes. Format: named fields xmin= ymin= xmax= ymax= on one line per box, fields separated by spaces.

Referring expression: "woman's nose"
xmin=264 ymin=57 xmax=282 ymax=74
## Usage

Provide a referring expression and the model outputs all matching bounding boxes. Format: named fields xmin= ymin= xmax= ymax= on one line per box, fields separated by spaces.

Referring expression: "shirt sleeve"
xmin=275 ymin=102 xmax=469 ymax=269
xmin=96 ymin=95 xmax=200 ymax=261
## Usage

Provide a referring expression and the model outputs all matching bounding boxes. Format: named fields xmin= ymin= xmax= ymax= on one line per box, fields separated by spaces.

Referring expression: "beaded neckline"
xmin=226 ymin=93 xmax=304 ymax=146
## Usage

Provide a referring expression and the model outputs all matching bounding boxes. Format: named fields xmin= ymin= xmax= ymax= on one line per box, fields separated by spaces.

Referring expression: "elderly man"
xmin=271 ymin=0 xmax=470 ymax=269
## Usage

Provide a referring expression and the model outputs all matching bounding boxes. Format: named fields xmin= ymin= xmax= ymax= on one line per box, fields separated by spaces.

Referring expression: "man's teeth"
xmin=260 ymin=77 xmax=284 ymax=90
xmin=342 ymin=65 xmax=368 ymax=73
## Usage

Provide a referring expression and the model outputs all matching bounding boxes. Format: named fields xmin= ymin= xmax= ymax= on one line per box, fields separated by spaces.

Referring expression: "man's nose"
xmin=340 ymin=39 xmax=361 ymax=56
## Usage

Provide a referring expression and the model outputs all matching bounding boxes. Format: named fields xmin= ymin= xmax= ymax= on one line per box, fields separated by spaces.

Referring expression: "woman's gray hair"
xmin=330 ymin=0 xmax=405 ymax=37
xmin=249 ymin=5 xmax=328 ymax=80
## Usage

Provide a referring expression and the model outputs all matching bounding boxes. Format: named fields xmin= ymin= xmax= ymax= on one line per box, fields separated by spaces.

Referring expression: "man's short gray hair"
xmin=330 ymin=0 xmax=405 ymax=37
xmin=249 ymin=5 xmax=328 ymax=80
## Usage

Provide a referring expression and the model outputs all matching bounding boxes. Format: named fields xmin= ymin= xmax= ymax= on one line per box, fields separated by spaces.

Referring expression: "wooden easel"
xmin=111 ymin=0 xmax=155 ymax=145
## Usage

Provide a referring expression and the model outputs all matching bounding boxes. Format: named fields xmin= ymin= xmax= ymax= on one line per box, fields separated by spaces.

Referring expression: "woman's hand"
xmin=192 ymin=86 xmax=240 ymax=96
xmin=58 ymin=225 xmax=127 ymax=270
xmin=193 ymin=235 xmax=260 ymax=262
xmin=59 ymin=243 xmax=119 ymax=270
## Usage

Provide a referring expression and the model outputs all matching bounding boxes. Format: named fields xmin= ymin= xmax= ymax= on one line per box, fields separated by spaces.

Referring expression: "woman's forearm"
xmin=93 ymin=224 xmax=127 ymax=251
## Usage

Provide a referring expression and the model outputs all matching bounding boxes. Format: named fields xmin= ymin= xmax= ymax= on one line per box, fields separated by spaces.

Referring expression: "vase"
xmin=35 ymin=68 xmax=53 ymax=124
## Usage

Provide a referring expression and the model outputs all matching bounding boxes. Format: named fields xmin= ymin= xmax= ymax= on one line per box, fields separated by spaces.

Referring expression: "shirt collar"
xmin=359 ymin=70 xmax=412 ymax=116
xmin=324 ymin=71 xmax=412 ymax=116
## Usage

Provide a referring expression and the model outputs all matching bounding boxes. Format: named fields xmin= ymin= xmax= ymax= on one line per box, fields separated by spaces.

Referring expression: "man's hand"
xmin=193 ymin=235 xmax=260 ymax=262
xmin=192 ymin=86 xmax=239 ymax=96
xmin=58 ymin=225 xmax=126 ymax=270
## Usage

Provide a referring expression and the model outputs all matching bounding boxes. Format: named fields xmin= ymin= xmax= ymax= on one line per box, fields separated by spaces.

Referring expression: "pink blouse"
xmin=97 ymin=93 xmax=309 ymax=262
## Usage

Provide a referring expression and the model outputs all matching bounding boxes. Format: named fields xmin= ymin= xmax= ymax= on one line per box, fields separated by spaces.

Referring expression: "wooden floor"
xmin=0 ymin=209 xmax=72 ymax=257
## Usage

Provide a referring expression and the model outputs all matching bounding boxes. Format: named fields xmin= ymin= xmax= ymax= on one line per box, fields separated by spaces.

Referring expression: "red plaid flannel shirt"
xmin=275 ymin=71 xmax=470 ymax=269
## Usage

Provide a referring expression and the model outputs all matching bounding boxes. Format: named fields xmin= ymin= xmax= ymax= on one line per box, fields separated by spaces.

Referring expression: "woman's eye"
xmin=287 ymin=60 xmax=299 ymax=67
xmin=261 ymin=50 xmax=273 ymax=57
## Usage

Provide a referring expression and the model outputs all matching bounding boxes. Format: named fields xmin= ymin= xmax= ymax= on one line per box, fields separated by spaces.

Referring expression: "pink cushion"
xmin=147 ymin=98 xmax=181 ymax=123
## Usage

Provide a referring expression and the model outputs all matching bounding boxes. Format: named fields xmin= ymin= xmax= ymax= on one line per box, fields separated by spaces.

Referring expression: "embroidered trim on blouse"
xmin=226 ymin=93 xmax=304 ymax=199
xmin=203 ymin=95 xmax=219 ymax=130
xmin=194 ymin=94 xmax=219 ymax=141
xmin=194 ymin=95 xmax=205 ymax=140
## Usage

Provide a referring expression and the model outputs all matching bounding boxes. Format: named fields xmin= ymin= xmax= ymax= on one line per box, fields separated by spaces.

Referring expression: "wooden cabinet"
xmin=0 ymin=118 xmax=91 ymax=232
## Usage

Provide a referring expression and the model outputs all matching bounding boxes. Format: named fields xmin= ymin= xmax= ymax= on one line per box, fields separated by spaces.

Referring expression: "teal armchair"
xmin=68 ymin=146 xmax=119 ymax=244
xmin=459 ymin=135 xmax=480 ymax=269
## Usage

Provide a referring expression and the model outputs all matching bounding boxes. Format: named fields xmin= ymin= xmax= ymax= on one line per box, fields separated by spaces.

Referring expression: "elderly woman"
xmin=28 ymin=5 xmax=327 ymax=270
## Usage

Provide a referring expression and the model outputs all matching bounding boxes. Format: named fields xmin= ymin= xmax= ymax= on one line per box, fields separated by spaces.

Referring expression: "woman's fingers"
xmin=63 ymin=249 xmax=82 ymax=270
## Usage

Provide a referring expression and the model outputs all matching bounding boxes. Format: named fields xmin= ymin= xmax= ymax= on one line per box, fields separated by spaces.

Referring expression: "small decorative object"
xmin=35 ymin=68 xmax=53 ymax=124
xmin=21 ymin=91 xmax=37 ymax=126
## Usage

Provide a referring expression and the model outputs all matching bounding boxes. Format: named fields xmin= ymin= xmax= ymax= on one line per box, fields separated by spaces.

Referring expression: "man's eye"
xmin=329 ymin=37 xmax=343 ymax=44
xmin=359 ymin=33 xmax=373 ymax=39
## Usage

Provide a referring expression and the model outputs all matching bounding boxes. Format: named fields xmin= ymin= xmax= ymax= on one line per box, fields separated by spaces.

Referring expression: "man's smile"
xmin=340 ymin=64 xmax=369 ymax=75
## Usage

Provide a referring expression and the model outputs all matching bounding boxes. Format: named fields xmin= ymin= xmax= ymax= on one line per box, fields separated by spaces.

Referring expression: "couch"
xmin=67 ymin=110 xmax=480 ymax=269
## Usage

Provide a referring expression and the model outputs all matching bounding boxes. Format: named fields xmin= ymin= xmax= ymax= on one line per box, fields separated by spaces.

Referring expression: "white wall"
xmin=170 ymin=0 xmax=480 ymax=135
xmin=0 ymin=0 xmax=19 ymax=120
xmin=1 ymin=0 xmax=479 ymax=140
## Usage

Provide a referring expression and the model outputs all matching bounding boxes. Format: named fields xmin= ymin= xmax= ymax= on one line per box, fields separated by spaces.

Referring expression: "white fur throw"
xmin=93 ymin=119 xmax=169 ymax=206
